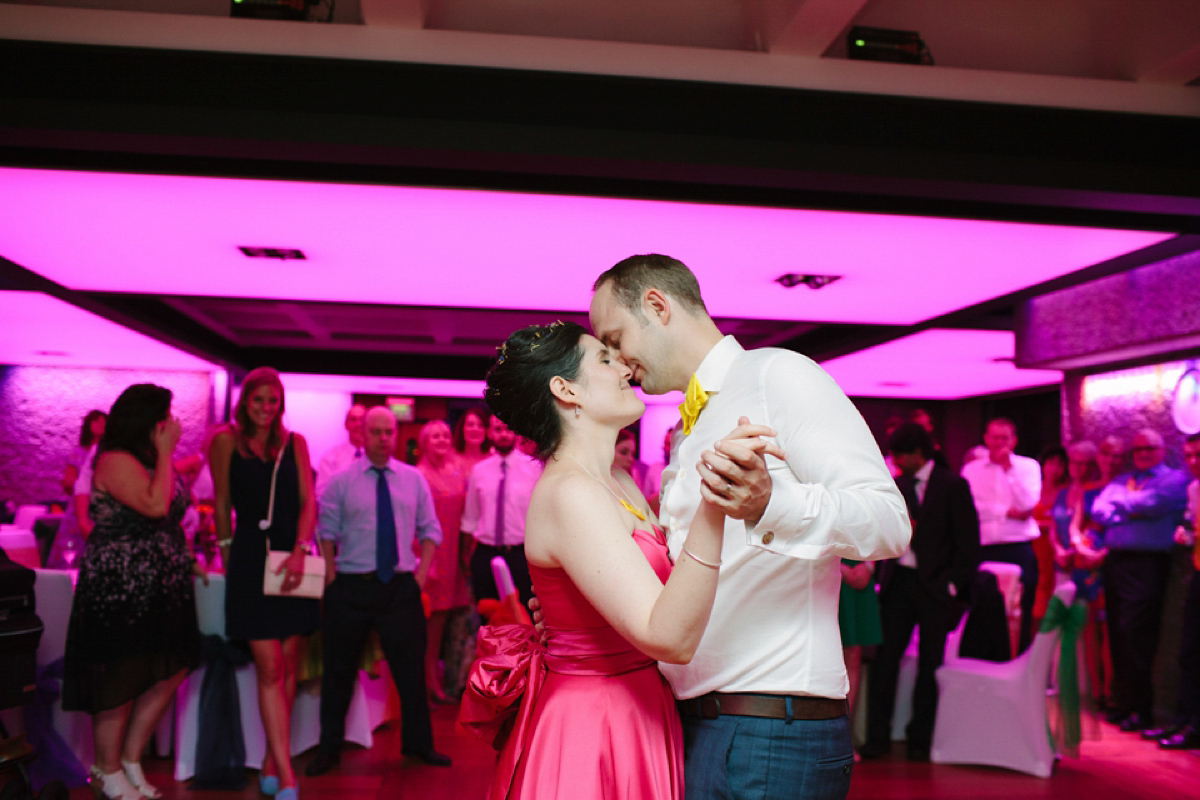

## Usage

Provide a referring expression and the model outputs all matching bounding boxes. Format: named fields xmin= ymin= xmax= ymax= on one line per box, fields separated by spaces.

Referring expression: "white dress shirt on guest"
xmin=460 ymin=450 xmax=542 ymax=546
xmin=657 ymin=336 xmax=911 ymax=701
xmin=960 ymin=454 xmax=1041 ymax=545
xmin=316 ymin=441 xmax=363 ymax=499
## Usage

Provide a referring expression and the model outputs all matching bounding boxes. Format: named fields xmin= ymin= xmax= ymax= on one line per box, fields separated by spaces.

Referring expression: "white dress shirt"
xmin=897 ymin=459 xmax=935 ymax=569
xmin=460 ymin=450 xmax=542 ymax=546
xmin=316 ymin=441 xmax=363 ymax=499
xmin=658 ymin=336 xmax=911 ymax=700
xmin=960 ymin=454 xmax=1041 ymax=545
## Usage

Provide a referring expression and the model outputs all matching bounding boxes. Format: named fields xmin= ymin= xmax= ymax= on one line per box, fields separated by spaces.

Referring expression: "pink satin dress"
xmin=460 ymin=527 xmax=684 ymax=800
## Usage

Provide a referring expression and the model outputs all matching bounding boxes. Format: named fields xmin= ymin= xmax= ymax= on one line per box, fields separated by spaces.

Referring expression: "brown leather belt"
xmin=678 ymin=692 xmax=847 ymax=721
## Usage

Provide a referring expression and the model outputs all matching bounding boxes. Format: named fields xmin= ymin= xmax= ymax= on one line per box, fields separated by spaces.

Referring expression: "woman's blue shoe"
xmin=276 ymin=788 xmax=298 ymax=800
xmin=259 ymin=775 xmax=280 ymax=796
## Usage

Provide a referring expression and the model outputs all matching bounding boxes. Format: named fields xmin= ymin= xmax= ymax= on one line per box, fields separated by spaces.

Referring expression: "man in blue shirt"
xmin=1091 ymin=428 xmax=1190 ymax=732
xmin=307 ymin=406 xmax=451 ymax=775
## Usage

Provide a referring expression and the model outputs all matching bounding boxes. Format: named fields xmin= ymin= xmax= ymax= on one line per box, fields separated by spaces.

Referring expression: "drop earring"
xmin=575 ymin=405 xmax=581 ymax=419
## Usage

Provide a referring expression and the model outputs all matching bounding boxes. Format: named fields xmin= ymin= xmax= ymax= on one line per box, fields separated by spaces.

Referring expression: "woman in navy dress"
xmin=211 ymin=367 xmax=318 ymax=800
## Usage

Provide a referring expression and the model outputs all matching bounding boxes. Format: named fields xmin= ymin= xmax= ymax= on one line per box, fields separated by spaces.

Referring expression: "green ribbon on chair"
xmin=1039 ymin=594 xmax=1088 ymax=755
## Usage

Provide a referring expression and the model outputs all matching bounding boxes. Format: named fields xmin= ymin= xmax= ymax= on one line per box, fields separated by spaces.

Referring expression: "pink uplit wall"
xmin=1063 ymin=356 xmax=1200 ymax=469
xmin=0 ymin=366 xmax=212 ymax=507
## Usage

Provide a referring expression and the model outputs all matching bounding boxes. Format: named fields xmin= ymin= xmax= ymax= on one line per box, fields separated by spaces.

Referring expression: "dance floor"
xmin=71 ymin=705 xmax=1200 ymax=800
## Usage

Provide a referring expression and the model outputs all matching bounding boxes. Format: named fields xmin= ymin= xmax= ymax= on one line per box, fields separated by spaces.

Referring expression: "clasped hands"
xmin=696 ymin=416 xmax=786 ymax=525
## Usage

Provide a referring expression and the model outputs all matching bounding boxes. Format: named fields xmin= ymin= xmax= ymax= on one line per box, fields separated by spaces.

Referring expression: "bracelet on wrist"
xmin=681 ymin=546 xmax=721 ymax=570
xmin=217 ymin=537 xmax=232 ymax=547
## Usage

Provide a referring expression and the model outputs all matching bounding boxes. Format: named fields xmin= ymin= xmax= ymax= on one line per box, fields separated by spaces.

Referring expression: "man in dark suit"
xmin=861 ymin=423 xmax=980 ymax=761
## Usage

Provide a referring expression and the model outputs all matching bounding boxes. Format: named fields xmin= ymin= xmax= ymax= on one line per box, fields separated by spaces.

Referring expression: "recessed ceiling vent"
xmin=775 ymin=273 xmax=841 ymax=290
xmin=239 ymin=246 xmax=306 ymax=260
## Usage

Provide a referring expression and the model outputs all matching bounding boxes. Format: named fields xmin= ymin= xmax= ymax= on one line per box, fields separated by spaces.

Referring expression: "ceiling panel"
xmin=0 ymin=168 xmax=1174 ymax=327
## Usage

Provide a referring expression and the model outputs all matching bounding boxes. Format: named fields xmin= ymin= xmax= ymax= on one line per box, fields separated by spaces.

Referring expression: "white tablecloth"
xmin=173 ymin=573 xmax=387 ymax=781
xmin=25 ymin=568 xmax=388 ymax=783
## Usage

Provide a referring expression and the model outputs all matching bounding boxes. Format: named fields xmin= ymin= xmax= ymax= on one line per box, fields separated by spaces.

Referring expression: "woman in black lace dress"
xmin=62 ymin=384 xmax=202 ymax=800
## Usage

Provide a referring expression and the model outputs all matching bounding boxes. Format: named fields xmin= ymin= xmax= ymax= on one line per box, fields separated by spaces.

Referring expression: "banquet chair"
xmin=930 ymin=581 xmax=1077 ymax=777
xmin=885 ymin=561 xmax=1020 ymax=740
xmin=13 ymin=505 xmax=48 ymax=531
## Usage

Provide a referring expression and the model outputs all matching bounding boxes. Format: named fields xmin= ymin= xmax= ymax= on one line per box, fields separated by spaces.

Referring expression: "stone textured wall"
xmin=1017 ymin=248 xmax=1200 ymax=369
xmin=0 ymin=366 xmax=212 ymax=507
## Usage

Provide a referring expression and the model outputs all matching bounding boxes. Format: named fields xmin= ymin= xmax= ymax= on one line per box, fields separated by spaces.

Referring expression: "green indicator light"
xmin=855 ymin=39 xmax=865 ymax=47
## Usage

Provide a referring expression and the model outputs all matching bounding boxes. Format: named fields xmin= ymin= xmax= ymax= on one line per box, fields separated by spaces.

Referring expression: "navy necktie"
xmin=372 ymin=467 xmax=398 ymax=581
xmin=495 ymin=459 xmax=508 ymax=547
xmin=897 ymin=474 xmax=920 ymax=522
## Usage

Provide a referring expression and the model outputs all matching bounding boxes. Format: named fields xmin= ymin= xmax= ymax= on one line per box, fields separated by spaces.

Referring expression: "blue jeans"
xmin=683 ymin=713 xmax=854 ymax=800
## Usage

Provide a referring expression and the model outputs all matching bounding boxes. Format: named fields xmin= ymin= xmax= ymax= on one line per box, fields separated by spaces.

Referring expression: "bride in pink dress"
xmin=460 ymin=321 xmax=772 ymax=800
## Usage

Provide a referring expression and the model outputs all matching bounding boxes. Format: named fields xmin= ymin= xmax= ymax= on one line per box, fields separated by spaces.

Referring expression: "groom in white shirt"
xmin=589 ymin=254 xmax=910 ymax=800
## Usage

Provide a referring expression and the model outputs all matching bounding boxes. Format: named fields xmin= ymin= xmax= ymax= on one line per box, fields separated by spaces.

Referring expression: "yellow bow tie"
xmin=679 ymin=373 xmax=709 ymax=436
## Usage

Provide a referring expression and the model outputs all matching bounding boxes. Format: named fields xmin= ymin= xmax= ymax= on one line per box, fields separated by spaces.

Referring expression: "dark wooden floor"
xmin=71 ymin=705 xmax=1200 ymax=800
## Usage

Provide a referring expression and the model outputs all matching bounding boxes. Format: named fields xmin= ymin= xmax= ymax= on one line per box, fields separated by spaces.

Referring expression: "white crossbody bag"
xmin=260 ymin=433 xmax=326 ymax=599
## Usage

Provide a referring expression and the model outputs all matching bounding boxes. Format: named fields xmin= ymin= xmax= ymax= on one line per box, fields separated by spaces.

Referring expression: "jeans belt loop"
xmin=785 ymin=695 xmax=794 ymax=725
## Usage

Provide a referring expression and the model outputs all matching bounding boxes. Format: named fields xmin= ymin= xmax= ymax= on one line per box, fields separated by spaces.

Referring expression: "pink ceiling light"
xmin=0 ymin=168 xmax=1174 ymax=326
xmin=821 ymin=329 xmax=1062 ymax=399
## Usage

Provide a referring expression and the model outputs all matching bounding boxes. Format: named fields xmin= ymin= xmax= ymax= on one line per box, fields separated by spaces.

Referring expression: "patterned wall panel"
xmin=0 ymin=366 xmax=212 ymax=507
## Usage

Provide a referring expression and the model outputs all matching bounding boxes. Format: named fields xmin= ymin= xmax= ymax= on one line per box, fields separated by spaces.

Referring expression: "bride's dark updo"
xmin=485 ymin=321 xmax=587 ymax=460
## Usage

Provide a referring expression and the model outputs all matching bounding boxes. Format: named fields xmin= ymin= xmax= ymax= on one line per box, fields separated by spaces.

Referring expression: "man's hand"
xmin=697 ymin=417 xmax=785 ymax=524
xmin=528 ymin=596 xmax=548 ymax=644
xmin=192 ymin=560 xmax=210 ymax=586
xmin=1176 ymin=525 xmax=1197 ymax=547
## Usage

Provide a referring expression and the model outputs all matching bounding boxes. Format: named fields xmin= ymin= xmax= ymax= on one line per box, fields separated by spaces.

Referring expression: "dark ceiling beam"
xmin=2 ymin=39 xmax=1199 ymax=234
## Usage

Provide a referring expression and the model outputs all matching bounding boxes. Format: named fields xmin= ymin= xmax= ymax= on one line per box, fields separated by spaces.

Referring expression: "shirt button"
xmin=762 ymin=531 xmax=775 ymax=545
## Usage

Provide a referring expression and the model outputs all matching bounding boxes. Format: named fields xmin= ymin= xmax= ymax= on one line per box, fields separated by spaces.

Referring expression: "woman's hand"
xmin=277 ymin=548 xmax=307 ymax=593
xmin=840 ymin=562 xmax=873 ymax=591
xmin=155 ymin=416 xmax=183 ymax=455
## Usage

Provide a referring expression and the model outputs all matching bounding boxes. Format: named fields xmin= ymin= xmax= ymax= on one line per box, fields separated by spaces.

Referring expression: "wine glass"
xmin=61 ymin=536 xmax=80 ymax=569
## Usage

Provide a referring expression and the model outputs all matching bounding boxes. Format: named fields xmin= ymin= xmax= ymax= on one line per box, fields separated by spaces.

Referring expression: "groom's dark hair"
xmin=594 ymin=254 xmax=708 ymax=318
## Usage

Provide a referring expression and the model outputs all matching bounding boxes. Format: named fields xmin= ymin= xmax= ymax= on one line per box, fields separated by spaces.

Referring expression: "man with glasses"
xmin=1090 ymin=429 xmax=1189 ymax=732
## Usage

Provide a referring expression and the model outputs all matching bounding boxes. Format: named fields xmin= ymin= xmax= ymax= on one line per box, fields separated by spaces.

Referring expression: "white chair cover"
xmin=14 ymin=504 xmax=49 ymax=530
xmin=930 ymin=581 xmax=1077 ymax=777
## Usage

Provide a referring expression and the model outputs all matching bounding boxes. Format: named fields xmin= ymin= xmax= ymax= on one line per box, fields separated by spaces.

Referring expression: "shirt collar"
xmin=694 ymin=335 xmax=744 ymax=394
xmin=915 ymin=459 xmax=935 ymax=484
xmin=362 ymin=458 xmax=395 ymax=474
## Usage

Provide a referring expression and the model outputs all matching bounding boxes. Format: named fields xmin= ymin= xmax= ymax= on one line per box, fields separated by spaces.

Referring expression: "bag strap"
xmin=260 ymin=432 xmax=291 ymax=539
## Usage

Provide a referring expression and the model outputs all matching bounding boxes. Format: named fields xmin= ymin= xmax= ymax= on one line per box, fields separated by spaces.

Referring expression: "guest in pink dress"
xmin=415 ymin=420 xmax=472 ymax=703
xmin=460 ymin=321 xmax=780 ymax=800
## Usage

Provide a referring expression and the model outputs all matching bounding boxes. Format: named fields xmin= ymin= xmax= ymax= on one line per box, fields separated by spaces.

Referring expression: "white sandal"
xmin=121 ymin=760 xmax=162 ymax=800
xmin=89 ymin=765 xmax=145 ymax=800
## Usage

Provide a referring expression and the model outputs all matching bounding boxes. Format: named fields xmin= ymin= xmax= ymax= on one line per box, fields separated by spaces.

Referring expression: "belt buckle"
xmin=700 ymin=695 xmax=721 ymax=720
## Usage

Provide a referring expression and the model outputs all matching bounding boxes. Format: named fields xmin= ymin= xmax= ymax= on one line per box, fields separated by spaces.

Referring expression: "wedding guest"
xmin=961 ymin=418 xmax=1041 ymax=653
xmin=863 ymin=423 xmax=979 ymax=762
xmin=211 ymin=368 xmax=319 ymax=800
xmin=62 ymin=385 xmax=201 ymax=800
xmin=316 ymin=404 xmax=367 ymax=498
xmin=1097 ymin=435 xmax=1128 ymax=486
xmin=1091 ymin=428 xmax=1189 ymax=732
xmin=48 ymin=411 xmax=108 ymax=565
xmin=414 ymin=419 xmax=472 ymax=703
xmin=61 ymin=409 xmax=106 ymax=495
xmin=909 ymin=408 xmax=949 ymax=468
xmin=307 ymin=407 xmax=450 ymax=775
xmin=1049 ymin=441 xmax=1110 ymax=707
xmin=838 ymin=557 xmax=879 ymax=759
xmin=613 ymin=427 xmax=650 ymax=491
xmin=1146 ymin=433 xmax=1200 ymax=749
xmin=453 ymin=407 xmax=491 ymax=474
xmin=1033 ymin=446 xmax=1070 ymax=618
xmin=460 ymin=414 xmax=541 ymax=608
